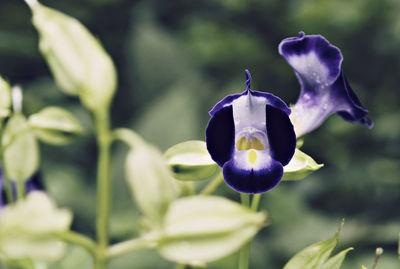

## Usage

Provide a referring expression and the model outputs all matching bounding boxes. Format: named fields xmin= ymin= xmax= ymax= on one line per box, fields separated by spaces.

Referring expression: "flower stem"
xmin=94 ymin=109 xmax=112 ymax=269
xmin=200 ymin=172 xmax=223 ymax=195
xmin=0 ymin=151 xmax=13 ymax=204
xmin=251 ymin=194 xmax=262 ymax=212
xmin=16 ymin=178 xmax=25 ymax=201
xmin=56 ymin=231 xmax=97 ymax=256
xmin=239 ymin=193 xmax=251 ymax=269
xmin=106 ymin=236 xmax=157 ymax=259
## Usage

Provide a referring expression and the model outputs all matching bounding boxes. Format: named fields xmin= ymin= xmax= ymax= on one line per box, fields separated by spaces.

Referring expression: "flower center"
xmin=248 ymin=149 xmax=257 ymax=164
xmin=236 ymin=136 xmax=265 ymax=151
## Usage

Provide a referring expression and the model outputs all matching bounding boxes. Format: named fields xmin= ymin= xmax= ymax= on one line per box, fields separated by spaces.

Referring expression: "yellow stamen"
xmin=248 ymin=150 xmax=257 ymax=164
xmin=236 ymin=136 xmax=265 ymax=151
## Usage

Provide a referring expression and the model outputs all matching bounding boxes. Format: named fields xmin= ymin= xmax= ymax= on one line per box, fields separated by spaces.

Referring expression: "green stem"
xmin=239 ymin=193 xmax=251 ymax=269
xmin=199 ymin=172 xmax=223 ymax=195
xmin=16 ymin=178 xmax=25 ymax=201
xmin=111 ymin=128 xmax=144 ymax=148
xmin=56 ymin=231 xmax=97 ymax=256
xmin=0 ymin=122 xmax=14 ymax=204
xmin=94 ymin=109 xmax=112 ymax=269
xmin=240 ymin=193 xmax=250 ymax=207
xmin=251 ymin=194 xmax=262 ymax=212
xmin=106 ymin=236 xmax=157 ymax=259
xmin=238 ymin=243 xmax=250 ymax=269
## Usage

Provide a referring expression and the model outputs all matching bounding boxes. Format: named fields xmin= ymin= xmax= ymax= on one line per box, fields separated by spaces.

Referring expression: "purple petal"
xmin=206 ymin=105 xmax=235 ymax=167
xmin=223 ymin=156 xmax=283 ymax=194
xmin=279 ymin=32 xmax=342 ymax=89
xmin=266 ymin=105 xmax=296 ymax=166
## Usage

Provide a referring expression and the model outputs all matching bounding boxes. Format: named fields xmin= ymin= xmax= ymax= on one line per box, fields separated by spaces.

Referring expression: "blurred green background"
xmin=0 ymin=0 xmax=399 ymax=268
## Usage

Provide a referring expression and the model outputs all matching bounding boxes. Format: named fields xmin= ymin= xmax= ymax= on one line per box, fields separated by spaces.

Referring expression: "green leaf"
xmin=320 ymin=248 xmax=353 ymax=269
xmin=0 ymin=76 xmax=12 ymax=118
xmin=283 ymin=221 xmax=344 ymax=269
xmin=1 ymin=114 xmax=39 ymax=182
xmin=282 ymin=149 xmax=324 ymax=181
xmin=361 ymin=265 xmax=368 ymax=269
xmin=164 ymin=140 xmax=218 ymax=181
xmin=28 ymin=106 xmax=83 ymax=145
xmin=158 ymin=196 xmax=266 ymax=264
xmin=0 ymin=191 xmax=72 ymax=263
xmin=26 ymin=0 xmax=117 ymax=112
xmin=125 ymin=141 xmax=180 ymax=224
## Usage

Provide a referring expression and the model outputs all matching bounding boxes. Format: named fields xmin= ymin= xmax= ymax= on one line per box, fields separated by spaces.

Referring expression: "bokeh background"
xmin=0 ymin=0 xmax=399 ymax=268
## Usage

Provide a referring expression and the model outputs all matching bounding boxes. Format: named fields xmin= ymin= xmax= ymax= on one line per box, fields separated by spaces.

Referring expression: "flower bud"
xmin=26 ymin=0 xmax=117 ymax=112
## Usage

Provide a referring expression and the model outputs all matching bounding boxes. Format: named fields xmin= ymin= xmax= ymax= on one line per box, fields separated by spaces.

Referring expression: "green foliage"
xmin=0 ymin=192 xmax=72 ymax=263
xmin=284 ymin=221 xmax=352 ymax=269
xmin=164 ymin=140 xmax=218 ymax=181
xmin=27 ymin=0 xmax=117 ymax=113
xmin=158 ymin=196 xmax=266 ymax=264
xmin=1 ymin=114 xmax=39 ymax=182
xmin=28 ymin=106 xmax=83 ymax=145
xmin=282 ymin=149 xmax=324 ymax=181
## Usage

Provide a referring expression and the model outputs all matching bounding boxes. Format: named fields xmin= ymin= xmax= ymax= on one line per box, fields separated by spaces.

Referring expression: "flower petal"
xmin=223 ymin=152 xmax=283 ymax=193
xmin=206 ymin=105 xmax=235 ymax=167
xmin=266 ymin=105 xmax=296 ymax=166
xmin=279 ymin=32 xmax=342 ymax=89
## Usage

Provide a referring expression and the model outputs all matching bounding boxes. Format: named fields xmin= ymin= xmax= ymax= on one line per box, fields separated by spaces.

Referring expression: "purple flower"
xmin=206 ymin=70 xmax=296 ymax=193
xmin=279 ymin=32 xmax=373 ymax=137
xmin=0 ymin=167 xmax=43 ymax=208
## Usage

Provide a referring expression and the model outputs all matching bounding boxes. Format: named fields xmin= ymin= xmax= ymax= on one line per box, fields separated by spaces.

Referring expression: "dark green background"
xmin=0 ymin=0 xmax=399 ymax=268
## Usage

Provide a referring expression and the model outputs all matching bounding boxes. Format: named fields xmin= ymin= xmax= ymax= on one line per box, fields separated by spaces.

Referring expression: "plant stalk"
xmin=94 ymin=109 xmax=112 ymax=269
xmin=238 ymin=193 xmax=251 ymax=269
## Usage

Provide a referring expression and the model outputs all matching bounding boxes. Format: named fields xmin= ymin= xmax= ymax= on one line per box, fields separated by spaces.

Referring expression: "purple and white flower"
xmin=279 ymin=32 xmax=373 ymax=137
xmin=206 ymin=71 xmax=296 ymax=193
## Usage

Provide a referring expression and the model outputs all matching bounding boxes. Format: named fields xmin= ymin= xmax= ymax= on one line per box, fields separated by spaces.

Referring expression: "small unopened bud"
xmin=376 ymin=247 xmax=383 ymax=256
xmin=12 ymin=85 xmax=23 ymax=113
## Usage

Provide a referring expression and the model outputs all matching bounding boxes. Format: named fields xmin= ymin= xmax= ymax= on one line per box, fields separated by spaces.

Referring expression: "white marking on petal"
xmin=287 ymin=52 xmax=330 ymax=89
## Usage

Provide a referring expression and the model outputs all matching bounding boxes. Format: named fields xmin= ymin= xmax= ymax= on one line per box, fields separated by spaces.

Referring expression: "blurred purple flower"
xmin=279 ymin=32 xmax=373 ymax=137
xmin=206 ymin=70 xmax=296 ymax=193
xmin=0 ymin=167 xmax=43 ymax=208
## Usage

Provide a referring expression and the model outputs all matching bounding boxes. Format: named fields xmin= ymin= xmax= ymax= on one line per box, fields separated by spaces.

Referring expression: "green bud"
xmin=26 ymin=0 xmax=117 ymax=112
xmin=158 ymin=196 xmax=266 ymax=264
xmin=282 ymin=149 xmax=324 ymax=181
xmin=28 ymin=106 xmax=83 ymax=145
xmin=0 ymin=191 xmax=72 ymax=262
xmin=164 ymin=141 xmax=218 ymax=181
xmin=125 ymin=141 xmax=180 ymax=224
xmin=2 ymin=114 xmax=39 ymax=182
xmin=0 ymin=76 xmax=12 ymax=118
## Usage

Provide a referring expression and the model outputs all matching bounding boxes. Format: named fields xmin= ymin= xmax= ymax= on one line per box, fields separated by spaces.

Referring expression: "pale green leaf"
xmin=321 ymin=248 xmax=353 ymax=269
xmin=158 ymin=196 xmax=266 ymax=264
xmin=361 ymin=265 xmax=368 ymax=269
xmin=27 ymin=0 xmax=117 ymax=112
xmin=283 ymin=222 xmax=343 ymax=269
xmin=0 ymin=192 xmax=72 ymax=262
xmin=2 ymin=114 xmax=39 ymax=182
xmin=282 ymin=149 xmax=324 ymax=181
xmin=28 ymin=106 xmax=83 ymax=145
xmin=125 ymin=142 xmax=180 ymax=224
xmin=164 ymin=140 xmax=218 ymax=181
